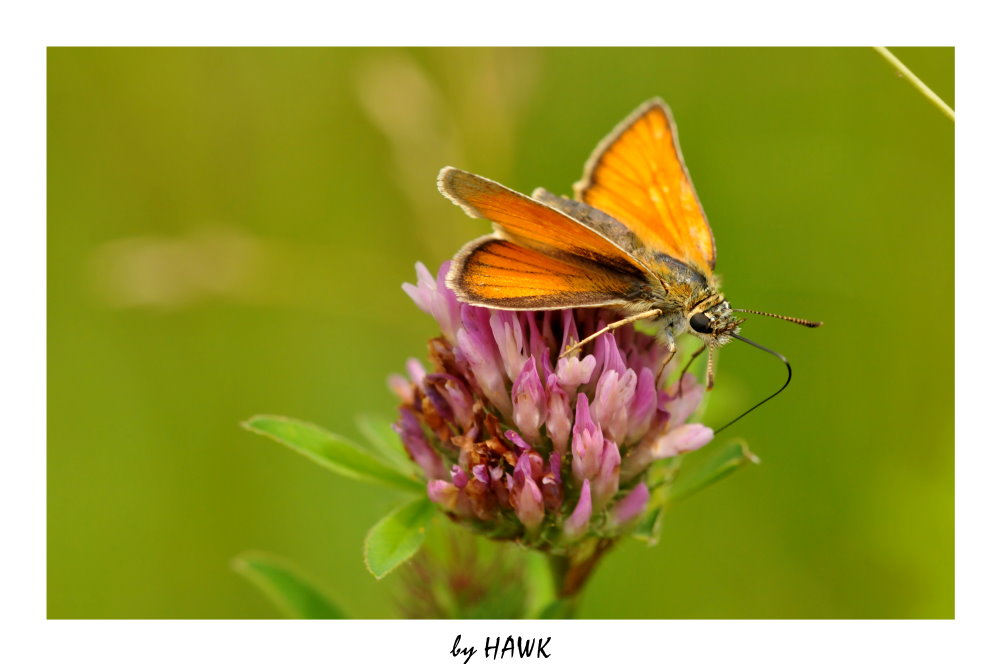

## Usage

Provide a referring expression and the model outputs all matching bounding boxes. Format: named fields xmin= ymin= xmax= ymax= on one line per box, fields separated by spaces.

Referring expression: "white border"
xmin=7 ymin=1 xmax=989 ymax=662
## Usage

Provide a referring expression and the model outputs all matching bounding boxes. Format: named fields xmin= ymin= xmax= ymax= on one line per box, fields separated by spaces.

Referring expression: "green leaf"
xmin=232 ymin=551 xmax=346 ymax=619
xmin=664 ymin=439 xmax=759 ymax=506
xmin=631 ymin=505 xmax=664 ymax=545
xmin=364 ymin=498 xmax=436 ymax=579
xmin=242 ymin=415 xmax=424 ymax=493
xmin=356 ymin=413 xmax=415 ymax=474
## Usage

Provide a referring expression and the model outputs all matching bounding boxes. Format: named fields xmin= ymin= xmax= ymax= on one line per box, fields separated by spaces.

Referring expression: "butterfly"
xmin=437 ymin=98 xmax=819 ymax=423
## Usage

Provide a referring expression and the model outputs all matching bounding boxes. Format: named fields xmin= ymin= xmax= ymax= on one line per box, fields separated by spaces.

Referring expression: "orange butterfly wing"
xmin=438 ymin=167 xmax=661 ymax=310
xmin=439 ymin=167 xmax=656 ymax=279
xmin=448 ymin=237 xmax=649 ymax=310
xmin=574 ymin=98 xmax=716 ymax=275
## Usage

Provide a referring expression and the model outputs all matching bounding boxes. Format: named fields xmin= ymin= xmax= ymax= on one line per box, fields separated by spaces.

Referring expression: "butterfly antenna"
xmin=713 ymin=333 xmax=792 ymax=434
xmin=733 ymin=309 xmax=823 ymax=328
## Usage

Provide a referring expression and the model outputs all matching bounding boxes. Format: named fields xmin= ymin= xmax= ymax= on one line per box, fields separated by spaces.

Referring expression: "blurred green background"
xmin=48 ymin=47 xmax=953 ymax=618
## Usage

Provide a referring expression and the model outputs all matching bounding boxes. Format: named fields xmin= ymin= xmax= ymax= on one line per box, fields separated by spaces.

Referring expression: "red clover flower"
xmin=392 ymin=262 xmax=714 ymax=593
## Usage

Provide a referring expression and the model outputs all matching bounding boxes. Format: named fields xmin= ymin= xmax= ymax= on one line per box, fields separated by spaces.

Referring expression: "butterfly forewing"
xmin=438 ymin=167 xmax=655 ymax=280
xmin=439 ymin=167 xmax=662 ymax=311
xmin=574 ymin=98 xmax=717 ymax=275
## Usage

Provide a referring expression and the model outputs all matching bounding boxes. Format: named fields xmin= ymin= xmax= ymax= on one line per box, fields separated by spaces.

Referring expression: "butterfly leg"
xmin=676 ymin=343 xmax=708 ymax=397
xmin=559 ymin=308 xmax=662 ymax=359
xmin=705 ymin=345 xmax=717 ymax=390
xmin=655 ymin=335 xmax=677 ymax=388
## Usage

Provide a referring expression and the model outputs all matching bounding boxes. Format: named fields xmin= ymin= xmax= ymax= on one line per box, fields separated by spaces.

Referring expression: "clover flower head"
xmin=392 ymin=262 xmax=714 ymax=552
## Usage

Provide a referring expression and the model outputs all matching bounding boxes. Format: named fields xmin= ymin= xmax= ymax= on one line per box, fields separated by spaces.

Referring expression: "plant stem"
xmin=548 ymin=553 xmax=571 ymax=594
xmin=546 ymin=538 xmax=616 ymax=617
xmin=873 ymin=47 xmax=955 ymax=121
xmin=545 ymin=555 xmax=580 ymax=618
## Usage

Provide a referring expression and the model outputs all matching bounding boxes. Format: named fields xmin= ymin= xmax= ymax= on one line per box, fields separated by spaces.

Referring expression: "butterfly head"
xmin=686 ymin=295 xmax=743 ymax=346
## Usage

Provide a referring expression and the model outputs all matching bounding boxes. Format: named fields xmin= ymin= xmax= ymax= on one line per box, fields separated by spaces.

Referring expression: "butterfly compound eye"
xmin=690 ymin=312 xmax=713 ymax=334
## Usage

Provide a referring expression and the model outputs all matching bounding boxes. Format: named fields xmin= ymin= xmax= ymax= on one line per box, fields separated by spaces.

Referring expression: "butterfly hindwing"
xmin=447 ymin=236 xmax=651 ymax=310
